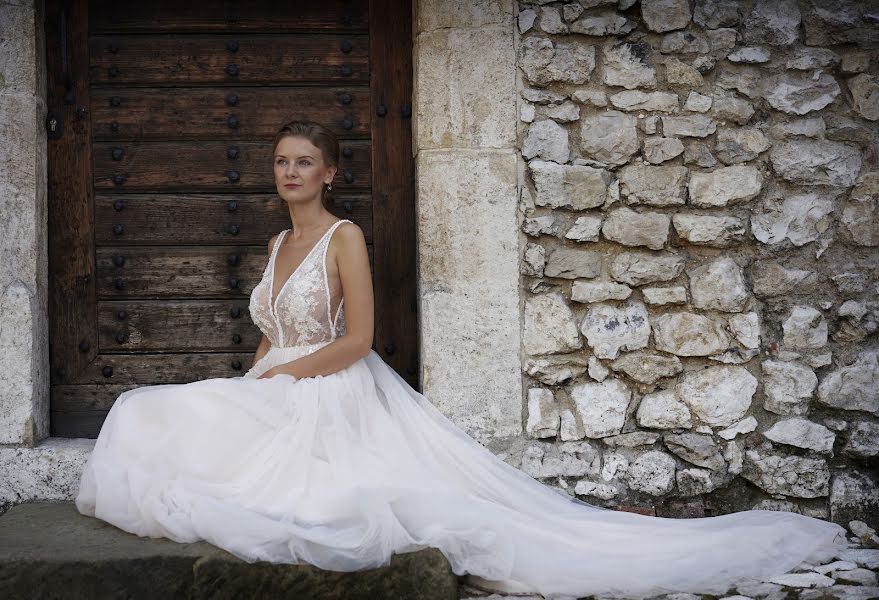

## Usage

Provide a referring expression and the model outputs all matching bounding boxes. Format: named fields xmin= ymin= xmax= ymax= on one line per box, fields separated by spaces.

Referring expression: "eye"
xmin=276 ymin=159 xmax=286 ymax=165
xmin=300 ymin=160 xmax=311 ymax=166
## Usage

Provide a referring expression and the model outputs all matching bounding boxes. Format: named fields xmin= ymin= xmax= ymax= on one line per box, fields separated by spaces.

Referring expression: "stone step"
xmin=0 ymin=501 xmax=458 ymax=600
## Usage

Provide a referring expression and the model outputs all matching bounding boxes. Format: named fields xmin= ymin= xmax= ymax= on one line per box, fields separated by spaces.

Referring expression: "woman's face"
xmin=273 ymin=136 xmax=336 ymax=205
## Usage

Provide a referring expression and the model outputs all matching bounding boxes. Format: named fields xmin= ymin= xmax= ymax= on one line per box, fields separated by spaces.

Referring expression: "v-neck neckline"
xmin=269 ymin=220 xmax=342 ymax=314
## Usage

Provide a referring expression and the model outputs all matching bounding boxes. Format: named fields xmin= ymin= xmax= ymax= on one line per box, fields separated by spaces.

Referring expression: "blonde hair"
xmin=272 ymin=120 xmax=339 ymax=210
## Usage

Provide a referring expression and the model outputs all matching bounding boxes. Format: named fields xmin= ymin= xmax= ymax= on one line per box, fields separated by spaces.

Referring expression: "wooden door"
xmin=46 ymin=0 xmax=416 ymax=438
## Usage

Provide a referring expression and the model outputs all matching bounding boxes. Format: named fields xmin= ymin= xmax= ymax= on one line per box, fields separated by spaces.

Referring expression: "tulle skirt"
xmin=75 ymin=341 xmax=850 ymax=599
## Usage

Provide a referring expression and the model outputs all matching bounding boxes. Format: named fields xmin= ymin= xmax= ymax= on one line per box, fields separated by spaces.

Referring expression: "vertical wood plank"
xmin=46 ymin=0 xmax=96 ymax=385
xmin=369 ymin=0 xmax=419 ymax=390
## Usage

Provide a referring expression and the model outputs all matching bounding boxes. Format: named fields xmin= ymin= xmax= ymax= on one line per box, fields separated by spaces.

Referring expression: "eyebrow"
xmin=275 ymin=154 xmax=315 ymax=159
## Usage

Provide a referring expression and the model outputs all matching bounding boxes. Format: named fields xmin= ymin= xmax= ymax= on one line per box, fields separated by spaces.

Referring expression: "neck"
xmin=286 ymin=203 xmax=336 ymax=239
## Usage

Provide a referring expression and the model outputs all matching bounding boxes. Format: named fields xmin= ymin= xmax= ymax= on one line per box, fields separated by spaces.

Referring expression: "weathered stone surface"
xmin=803 ymin=0 xmax=879 ymax=46
xmin=718 ymin=416 xmax=758 ymax=440
xmin=676 ymin=365 xmax=756 ymax=427
xmin=654 ymin=312 xmax=731 ymax=357
xmin=664 ymin=432 xmax=726 ymax=470
xmin=830 ymin=469 xmax=879 ymax=532
xmin=569 ymin=378 xmax=632 ymax=438
xmin=573 ymin=479 xmax=618 ymax=499
xmin=716 ymin=65 xmax=763 ymax=98
xmin=710 ymin=90 xmax=755 ymax=124
xmin=672 ymin=213 xmax=747 ymax=247
xmin=524 ymin=292 xmax=583 ymax=355
xmin=545 ymin=102 xmax=580 ymax=123
xmin=602 ymin=207 xmax=670 ymax=250
xmin=770 ymin=140 xmax=862 ymax=187
xmin=619 ymin=165 xmax=688 ymax=206
xmin=764 ymin=417 xmax=836 ymax=453
xmin=728 ymin=313 xmax=760 ymax=349
xmin=608 ymin=91 xmax=678 ymax=112
xmin=841 ymin=173 xmax=879 ymax=246
xmin=664 ymin=57 xmax=704 ymax=87
xmin=579 ymin=111 xmax=639 ymax=165
xmin=571 ymin=280 xmax=632 ymax=303
xmin=817 ymin=352 xmax=879 ymax=415
xmin=728 ymin=46 xmax=771 ymax=64
xmin=641 ymin=286 xmax=687 ymax=305
xmin=683 ymin=92 xmax=712 ymax=113
xmin=588 ymin=356 xmax=609 ymax=382
xmin=742 ymin=450 xmax=830 ymax=498
xmin=522 ymin=440 xmax=601 ymax=478
xmin=521 ymin=242 xmax=546 ymax=276
xmin=571 ymin=89 xmax=607 ymax=107
xmin=602 ymin=41 xmax=656 ymax=90
xmin=526 ymin=387 xmax=561 ymax=438
xmin=544 ymin=248 xmax=603 ymax=279
xmin=693 ymin=0 xmax=745 ymax=29
xmin=610 ymin=351 xmax=683 ymax=384
xmin=782 ymin=305 xmax=828 ymax=350
xmin=660 ymin=31 xmax=709 ymax=54
xmin=835 ymin=300 xmax=879 ymax=343
xmin=565 ymin=215 xmax=604 ymax=242
xmin=662 ymin=115 xmax=716 ymax=138
xmin=518 ymin=36 xmax=596 ymax=86
xmin=844 ymin=422 xmax=879 ymax=458
xmin=642 ymin=137 xmax=685 ymax=164
xmin=714 ymin=128 xmax=770 ymax=164
xmin=751 ymin=193 xmax=835 ymax=247
xmin=688 ymin=166 xmax=763 ymax=207
xmin=636 ymin=389 xmax=693 ymax=429
xmin=524 ymin=353 xmax=591 ymax=386
xmin=609 ymin=251 xmax=686 ymax=286
xmin=677 ymin=467 xmax=722 ymax=495
xmin=579 ymin=300 xmax=650 ymax=360
xmin=522 ymin=119 xmax=569 ymax=163
xmin=785 ymin=47 xmax=840 ymax=71
xmin=570 ymin=11 xmax=636 ymax=36
xmin=750 ymin=261 xmax=818 ymax=297
xmin=769 ymin=117 xmax=826 ymax=139
xmin=537 ymin=6 xmax=569 ymax=34
xmin=0 ymin=503 xmax=458 ymax=600
xmin=683 ymin=142 xmax=717 ymax=168
xmin=762 ymin=359 xmax=818 ymax=416
xmin=641 ymin=0 xmax=691 ymax=32
xmin=687 ymin=257 xmax=751 ymax=312
xmin=742 ymin=0 xmax=801 ymax=46
xmin=522 ymin=215 xmax=561 ymax=238
xmin=762 ymin=72 xmax=841 ymax=115
xmin=530 ymin=160 xmax=614 ymax=209
xmin=625 ymin=451 xmax=677 ymax=495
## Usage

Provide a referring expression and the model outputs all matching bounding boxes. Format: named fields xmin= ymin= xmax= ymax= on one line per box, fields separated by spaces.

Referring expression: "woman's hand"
xmin=256 ymin=364 xmax=298 ymax=380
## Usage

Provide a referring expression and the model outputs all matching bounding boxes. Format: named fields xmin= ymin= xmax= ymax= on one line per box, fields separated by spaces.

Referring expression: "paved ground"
xmin=0 ymin=501 xmax=458 ymax=600
xmin=1 ymin=501 xmax=875 ymax=599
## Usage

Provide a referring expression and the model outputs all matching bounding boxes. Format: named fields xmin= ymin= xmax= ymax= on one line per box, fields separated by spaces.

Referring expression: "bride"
xmin=76 ymin=119 xmax=849 ymax=599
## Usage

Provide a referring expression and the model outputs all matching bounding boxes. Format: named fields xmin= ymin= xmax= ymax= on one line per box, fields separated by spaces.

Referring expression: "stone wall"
xmin=513 ymin=0 xmax=877 ymax=526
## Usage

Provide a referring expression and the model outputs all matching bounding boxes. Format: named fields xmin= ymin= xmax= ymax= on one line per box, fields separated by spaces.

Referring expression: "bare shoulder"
xmin=267 ymin=232 xmax=280 ymax=254
xmin=334 ymin=220 xmax=367 ymax=250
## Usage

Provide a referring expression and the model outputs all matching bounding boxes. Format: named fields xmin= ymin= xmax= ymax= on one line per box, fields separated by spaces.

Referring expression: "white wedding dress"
xmin=76 ymin=218 xmax=850 ymax=599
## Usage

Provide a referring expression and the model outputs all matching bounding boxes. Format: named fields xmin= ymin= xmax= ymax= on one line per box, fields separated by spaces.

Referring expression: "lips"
xmin=284 ymin=184 xmax=301 ymax=188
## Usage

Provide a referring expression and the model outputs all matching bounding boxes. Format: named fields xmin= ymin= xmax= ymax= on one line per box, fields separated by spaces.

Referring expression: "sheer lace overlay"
xmin=249 ymin=219 xmax=350 ymax=348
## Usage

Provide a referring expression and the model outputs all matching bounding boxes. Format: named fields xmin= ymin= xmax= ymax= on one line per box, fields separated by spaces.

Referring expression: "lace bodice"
xmin=249 ymin=220 xmax=350 ymax=348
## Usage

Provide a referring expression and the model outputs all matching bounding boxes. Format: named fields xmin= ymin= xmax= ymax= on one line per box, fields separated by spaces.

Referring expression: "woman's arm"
xmin=252 ymin=333 xmax=271 ymax=366
xmin=267 ymin=222 xmax=374 ymax=379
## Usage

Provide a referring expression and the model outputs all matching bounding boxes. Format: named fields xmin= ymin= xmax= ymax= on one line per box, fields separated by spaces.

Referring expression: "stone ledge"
xmin=0 ymin=437 xmax=94 ymax=514
xmin=0 ymin=502 xmax=458 ymax=600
